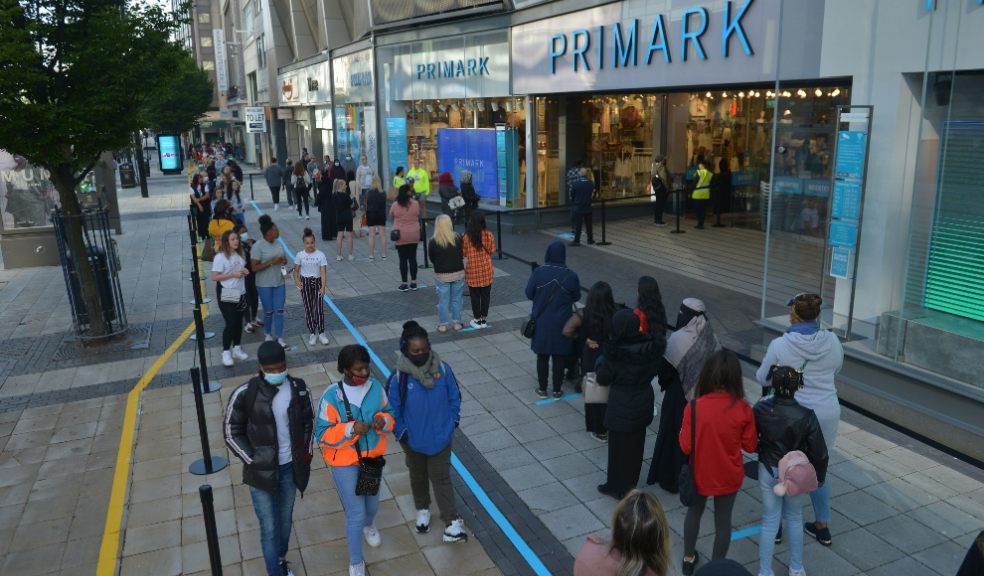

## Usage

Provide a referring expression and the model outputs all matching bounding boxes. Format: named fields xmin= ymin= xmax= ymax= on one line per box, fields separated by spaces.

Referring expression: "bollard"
xmin=496 ymin=211 xmax=505 ymax=260
xmin=189 ymin=267 xmax=215 ymax=339
xmin=188 ymin=368 xmax=229 ymax=475
xmin=248 ymin=173 xmax=255 ymax=201
xmin=418 ymin=217 xmax=431 ymax=269
xmin=192 ymin=307 xmax=222 ymax=393
xmin=198 ymin=485 xmax=225 ymax=574
xmin=670 ymin=188 xmax=686 ymax=235
xmin=596 ymin=200 xmax=612 ymax=246
xmin=189 ymin=225 xmax=213 ymax=306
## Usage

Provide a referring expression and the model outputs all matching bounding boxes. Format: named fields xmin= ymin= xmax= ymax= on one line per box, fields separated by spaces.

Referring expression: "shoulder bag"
xmin=582 ymin=372 xmax=609 ymax=404
xmin=521 ymin=274 xmax=567 ymax=339
xmin=339 ymin=382 xmax=386 ymax=496
xmin=678 ymin=399 xmax=699 ymax=507
xmin=201 ymin=238 xmax=216 ymax=262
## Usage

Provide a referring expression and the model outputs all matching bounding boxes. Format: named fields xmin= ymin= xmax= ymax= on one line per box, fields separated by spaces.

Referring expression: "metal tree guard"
xmin=51 ymin=207 xmax=128 ymax=340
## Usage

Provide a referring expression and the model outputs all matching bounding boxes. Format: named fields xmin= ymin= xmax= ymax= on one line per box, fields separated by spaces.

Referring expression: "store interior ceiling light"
xmin=426 ymin=104 xmax=434 ymax=113
xmin=722 ymin=91 xmax=728 ymax=98
xmin=782 ymin=91 xmax=792 ymax=98
xmin=705 ymin=91 xmax=712 ymax=98
xmin=815 ymin=88 xmax=823 ymax=97
xmin=477 ymin=100 xmax=485 ymax=111
xmin=491 ymin=101 xmax=499 ymax=112
xmin=783 ymin=109 xmax=792 ymax=116
xmin=797 ymin=89 xmax=807 ymax=98
xmin=831 ymin=88 xmax=841 ymax=97
xmin=739 ymin=91 xmax=745 ymax=98
xmin=505 ymin=101 xmax=512 ymax=112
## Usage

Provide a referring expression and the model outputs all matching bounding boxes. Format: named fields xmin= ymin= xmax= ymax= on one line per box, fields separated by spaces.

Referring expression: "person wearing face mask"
xmin=316 ymin=345 xmax=395 ymax=576
xmin=224 ymin=341 xmax=314 ymax=576
xmin=387 ymin=321 xmax=466 ymax=543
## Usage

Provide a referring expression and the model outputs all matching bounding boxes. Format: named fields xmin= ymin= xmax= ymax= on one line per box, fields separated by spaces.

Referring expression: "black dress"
xmin=646 ymin=359 xmax=688 ymax=492
xmin=316 ymin=178 xmax=336 ymax=240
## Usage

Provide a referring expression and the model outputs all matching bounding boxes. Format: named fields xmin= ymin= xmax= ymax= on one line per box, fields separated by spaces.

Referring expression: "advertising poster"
xmin=0 ymin=149 xmax=59 ymax=230
xmin=437 ymin=129 xmax=498 ymax=199
xmin=385 ymin=117 xmax=408 ymax=181
xmin=157 ymin=135 xmax=183 ymax=173
xmin=245 ymin=107 xmax=267 ymax=133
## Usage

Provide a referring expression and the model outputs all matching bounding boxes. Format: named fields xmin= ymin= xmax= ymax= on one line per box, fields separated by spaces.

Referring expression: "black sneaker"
xmin=535 ymin=388 xmax=548 ymax=399
xmin=596 ymin=483 xmax=619 ymax=499
xmin=410 ymin=282 xmax=418 ymax=291
xmin=398 ymin=284 xmax=410 ymax=292
xmin=775 ymin=524 xmax=783 ymax=544
xmin=280 ymin=559 xmax=295 ymax=576
xmin=804 ymin=522 xmax=832 ymax=546
xmin=681 ymin=551 xmax=699 ymax=575
xmin=552 ymin=389 xmax=564 ymax=399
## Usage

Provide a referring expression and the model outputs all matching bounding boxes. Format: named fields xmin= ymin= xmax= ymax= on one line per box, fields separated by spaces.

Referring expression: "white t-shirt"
xmin=272 ymin=380 xmax=293 ymax=464
xmin=212 ymin=252 xmax=246 ymax=293
xmin=294 ymin=249 xmax=328 ymax=278
xmin=342 ymin=381 xmax=371 ymax=438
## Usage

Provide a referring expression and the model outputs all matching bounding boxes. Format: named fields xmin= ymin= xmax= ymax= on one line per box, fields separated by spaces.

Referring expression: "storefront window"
xmin=0 ymin=150 xmax=60 ymax=231
xmin=333 ymin=49 xmax=376 ymax=177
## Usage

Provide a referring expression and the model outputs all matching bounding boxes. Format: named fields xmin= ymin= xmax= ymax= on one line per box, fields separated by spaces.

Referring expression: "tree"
xmin=0 ymin=0 xmax=212 ymax=337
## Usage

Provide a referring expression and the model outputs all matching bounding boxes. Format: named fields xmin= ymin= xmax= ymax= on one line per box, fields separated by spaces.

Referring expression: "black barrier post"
xmin=189 ymin=368 xmax=229 ymax=475
xmin=418 ymin=217 xmax=431 ymax=269
xmin=188 ymin=220 xmax=213 ymax=306
xmin=189 ymin=266 xmax=215 ymax=340
xmin=496 ymin=211 xmax=505 ymax=260
xmin=248 ymin=173 xmax=255 ymax=201
xmin=596 ymin=200 xmax=612 ymax=246
xmin=198 ymin=485 xmax=224 ymax=574
xmin=192 ymin=307 xmax=222 ymax=393
xmin=670 ymin=188 xmax=686 ymax=235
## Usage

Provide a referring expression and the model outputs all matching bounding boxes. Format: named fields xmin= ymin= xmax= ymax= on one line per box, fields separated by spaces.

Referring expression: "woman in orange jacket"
xmin=316 ymin=344 xmax=394 ymax=576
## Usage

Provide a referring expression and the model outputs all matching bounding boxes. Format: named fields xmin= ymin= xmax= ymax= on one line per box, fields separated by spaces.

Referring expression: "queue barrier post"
xmin=188 ymin=368 xmax=229 ymax=476
xmin=419 ymin=217 xmax=431 ymax=269
xmin=496 ymin=211 xmax=505 ymax=260
xmin=670 ymin=188 xmax=686 ymax=235
xmin=198 ymin=485 xmax=225 ymax=575
xmin=192 ymin=306 xmax=222 ymax=393
xmin=596 ymin=200 xmax=612 ymax=246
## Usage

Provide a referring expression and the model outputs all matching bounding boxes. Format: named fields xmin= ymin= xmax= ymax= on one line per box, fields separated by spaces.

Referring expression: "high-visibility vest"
xmin=692 ymin=168 xmax=712 ymax=200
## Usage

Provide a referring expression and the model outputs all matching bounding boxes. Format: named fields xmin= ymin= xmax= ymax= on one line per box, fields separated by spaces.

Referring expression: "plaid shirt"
xmin=462 ymin=230 xmax=496 ymax=288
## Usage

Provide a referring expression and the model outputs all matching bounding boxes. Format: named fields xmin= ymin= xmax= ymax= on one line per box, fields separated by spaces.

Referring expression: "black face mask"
xmin=407 ymin=352 xmax=430 ymax=367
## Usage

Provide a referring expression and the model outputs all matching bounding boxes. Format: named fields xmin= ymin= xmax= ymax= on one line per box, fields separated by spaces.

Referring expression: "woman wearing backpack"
xmin=754 ymin=366 xmax=828 ymax=576
xmin=291 ymin=162 xmax=312 ymax=220
xmin=387 ymin=321 xmax=467 ymax=543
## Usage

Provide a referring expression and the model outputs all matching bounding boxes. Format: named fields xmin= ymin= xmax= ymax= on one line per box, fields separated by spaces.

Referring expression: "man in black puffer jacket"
xmin=596 ymin=308 xmax=665 ymax=499
xmin=224 ymin=341 xmax=314 ymax=576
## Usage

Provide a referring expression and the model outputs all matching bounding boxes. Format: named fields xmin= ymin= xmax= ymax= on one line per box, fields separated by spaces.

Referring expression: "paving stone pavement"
xmin=0 ymin=177 xmax=982 ymax=575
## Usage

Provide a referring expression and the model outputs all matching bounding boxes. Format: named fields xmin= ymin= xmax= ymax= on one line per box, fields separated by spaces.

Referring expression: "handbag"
xmin=201 ymin=239 xmax=215 ymax=262
xmin=339 ymin=382 xmax=386 ymax=497
xmin=582 ymin=372 xmax=608 ymax=404
xmin=448 ymin=195 xmax=465 ymax=210
xmin=390 ymin=228 xmax=401 ymax=242
xmin=678 ymin=399 xmax=699 ymax=507
xmin=220 ymin=285 xmax=243 ymax=303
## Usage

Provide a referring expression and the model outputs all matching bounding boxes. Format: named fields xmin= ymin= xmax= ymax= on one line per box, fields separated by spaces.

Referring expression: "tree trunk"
xmin=50 ymin=164 xmax=110 ymax=337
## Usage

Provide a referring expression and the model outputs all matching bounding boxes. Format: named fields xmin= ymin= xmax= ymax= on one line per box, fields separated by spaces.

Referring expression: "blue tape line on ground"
xmin=251 ymin=199 xmax=549 ymax=576
xmin=451 ymin=453 xmax=553 ymax=576
xmin=535 ymin=393 xmax=582 ymax=406
xmin=731 ymin=525 xmax=761 ymax=541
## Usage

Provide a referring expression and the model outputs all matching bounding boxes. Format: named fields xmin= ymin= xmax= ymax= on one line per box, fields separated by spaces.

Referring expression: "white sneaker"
xmin=348 ymin=255 xmax=354 ymax=261
xmin=278 ymin=337 xmax=289 ymax=349
xmin=308 ymin=334 xmax=317 ymax=346
xmin=348 ymin=562 xmax=365 ymax=576
xmin=306 ymin=216 xmax=310 ymax=220
xmin=232 ymin=346 xmax=249 ymax=360
xmin=336 ymin=255 xmax=343 ymax=262
xmin=415 ymin=509 xmax=431 ymax=534
xmin=264 ymin=334 xmax=273 ymax=342
xmin=442 ymin=518 xmax=468 ymax=543
xmin=363 ymin=525 xmax=381 ymax=547
xmin=469 ymin=319 xmax=482 ymax=329
xmin=221 ymin=350 xmax=234 ymax=367
xmin=273 ymin=204 xmax=279 ymax=211
xmin=788 ymin=569 xmax=807 ymax=576
xmin=318 ymin=333 xmax=330 ymax=345
xmin=297 ymin=215 xmax=302 ymax=220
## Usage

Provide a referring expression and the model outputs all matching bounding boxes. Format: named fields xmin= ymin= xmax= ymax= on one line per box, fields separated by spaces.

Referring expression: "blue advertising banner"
xmin=831 ymin=180 xmax=862 ymax=220
xmin=437 ymin=129 xmax=498 ymax=199
xmin=834 ymin=131 xmax=866 ymax=180
xmin=385 ymin=117 xmax=408 ymax=182
xmin=829 ymin=220 xmax=858 ymax=248
xmin=157 ymin=135 xmax=183 ymax=173
xmin=829 ymin=246 xmax=852 ymax=279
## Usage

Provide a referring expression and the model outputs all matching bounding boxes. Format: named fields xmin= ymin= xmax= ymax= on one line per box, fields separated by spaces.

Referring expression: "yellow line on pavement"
xmin=96 ymin=245 xmax=210 ymax=575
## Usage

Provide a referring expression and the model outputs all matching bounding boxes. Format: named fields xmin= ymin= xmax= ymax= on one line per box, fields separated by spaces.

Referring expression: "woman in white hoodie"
xmin=756 ymin=293 xmax=843 ymax=548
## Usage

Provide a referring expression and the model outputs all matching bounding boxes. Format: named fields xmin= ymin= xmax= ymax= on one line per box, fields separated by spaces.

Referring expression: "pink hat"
xmin=773 ymin=450 xmax=818 ymax=497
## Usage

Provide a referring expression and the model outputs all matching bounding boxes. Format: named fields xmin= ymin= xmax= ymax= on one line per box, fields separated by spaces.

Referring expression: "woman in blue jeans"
xmin=753 ymin=366 xmax=829 ymax=576
xmin=315 ymin=345 xmax=395 ymax=576
xmin=250 ymin=215 xmax=289 ymax=347
xmin=427 ymin=215 xmax=465 ymax=332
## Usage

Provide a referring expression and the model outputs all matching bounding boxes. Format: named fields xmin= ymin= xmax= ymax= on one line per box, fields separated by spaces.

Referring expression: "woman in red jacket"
xmin=678 ymin=350 xmax=757 ymax=575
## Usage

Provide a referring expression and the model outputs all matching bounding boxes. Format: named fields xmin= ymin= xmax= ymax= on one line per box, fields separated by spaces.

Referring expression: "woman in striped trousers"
xmin=293 ymin=228 xmax=331 ymax=346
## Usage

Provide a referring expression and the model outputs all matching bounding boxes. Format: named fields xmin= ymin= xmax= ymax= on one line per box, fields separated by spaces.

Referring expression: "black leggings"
xmin=218 ymin=299 xmax=243 ymax=350
xmin=470 ymin=285 xmax=491 ymax=319
xmin=396 ymin=243 xmax=418 ymax=282
xmin=537 ymin=354 xmax=570 ymax=392
xmin=683 ymin=491 xmax=737 ymax=560
xmin=606 ymin=428 xmax=646 ymax=497
xmin=296 ymin=188 xmax=310 ymax=216
xmin=269 ymin=186 xmax=280 ymax=205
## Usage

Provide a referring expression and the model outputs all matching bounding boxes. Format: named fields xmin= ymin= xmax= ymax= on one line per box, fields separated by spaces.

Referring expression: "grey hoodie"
xmin=756 ymin=330 xmax=844 ymax=450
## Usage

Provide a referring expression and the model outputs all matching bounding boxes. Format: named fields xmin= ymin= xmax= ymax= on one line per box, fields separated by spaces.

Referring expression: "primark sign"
xmin=512 ymin=0 xmax=823 ymax=94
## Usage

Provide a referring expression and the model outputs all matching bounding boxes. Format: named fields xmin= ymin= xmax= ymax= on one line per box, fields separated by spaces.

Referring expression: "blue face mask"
xmin=263 ymin=371 xmax=288 ymax=386
xmin=240 ymin=232 xmax=250 ymax=242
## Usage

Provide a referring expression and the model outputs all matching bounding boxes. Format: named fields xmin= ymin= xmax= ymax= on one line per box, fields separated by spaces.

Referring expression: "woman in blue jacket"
xmin=387 ymin=321 xmax=467 ymax=543
xmin=526 ymin=240 xmax=582 ymax=399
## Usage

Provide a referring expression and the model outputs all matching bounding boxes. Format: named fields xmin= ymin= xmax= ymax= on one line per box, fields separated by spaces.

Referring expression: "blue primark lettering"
xmin=646 ymin=14 xmax=670 ymax=64
xmin=613 ymin=20 xmax=638 ymax=68
xmin=443 ymin=61 xmax=454 ymax=77
xmin=478 ymin=57 xmax=489 ymax=75
xmin=572 ymin=29 xmax=591 ymax=71
xmin=681 ymin=6 xmax=709 ymax=61
xmin=597 ymin=25 xmax=605 ymax=70
xmin=427 ymin=63 xmax=436 ymax=79
xmin=722 ymin=0 xmax=754 ymax=57
xmin=456 ymin=60 xmax=466 ymax=77
xmin=550 ymin=33 xmax=568 ymax=74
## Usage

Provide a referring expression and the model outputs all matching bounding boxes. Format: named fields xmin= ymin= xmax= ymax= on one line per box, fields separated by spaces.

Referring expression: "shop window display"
xmin=0 ymin=149 xmax=60 ymax=231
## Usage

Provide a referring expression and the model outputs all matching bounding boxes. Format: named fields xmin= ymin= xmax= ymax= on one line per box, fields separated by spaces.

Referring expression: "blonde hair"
xmin=371 ymin=175 xmax=382 ymax=190
xmin=333 ymin=179 xmax=348 ymax=193
xmin=432 ymin=214 xmax=456 ymax=248
xmin=610 ymin=490 xmax=671 ymax=576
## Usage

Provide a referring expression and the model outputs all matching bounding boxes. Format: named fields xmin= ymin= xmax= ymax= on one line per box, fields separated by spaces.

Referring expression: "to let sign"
xmin=245 ymin=107 xmax=267 ymax=133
